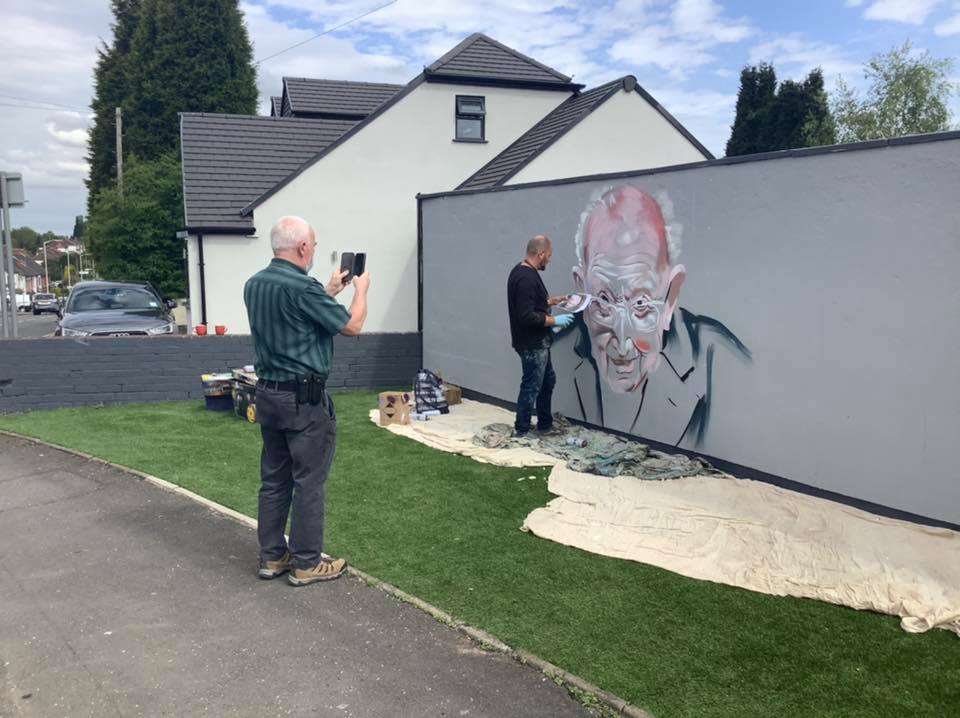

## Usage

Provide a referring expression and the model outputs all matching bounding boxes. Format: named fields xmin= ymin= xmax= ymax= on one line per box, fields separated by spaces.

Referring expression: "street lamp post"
xmin=41 ymin=238 xmax=58 ymax=292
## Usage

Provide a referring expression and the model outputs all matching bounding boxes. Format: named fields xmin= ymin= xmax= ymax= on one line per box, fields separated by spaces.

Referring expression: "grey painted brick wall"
xmin=0 ymin=333 xmax=420 ymax=414
xmin=420 ymin=134 xmax=960 ymax=526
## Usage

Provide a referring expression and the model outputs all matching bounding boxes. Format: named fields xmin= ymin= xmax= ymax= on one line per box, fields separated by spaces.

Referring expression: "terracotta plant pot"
xmin=195 ymin=324 xmax=208 ymax=336
xmin=215 ymin=325 xmax=227 ymax=335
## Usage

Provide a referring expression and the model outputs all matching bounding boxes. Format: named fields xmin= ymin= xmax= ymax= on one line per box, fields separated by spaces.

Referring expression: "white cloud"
xmin=860 ymin=0 xmax=944 ymax=25
xmin=934 ymin=4 xmax=960 ymax=34
xmin=750 ymin=34 xmax=861 ymax=84
xmin=845 ymin=0 xmax=865 ymax=6
xmin=608 ymin=0 xmax=753 ymax=78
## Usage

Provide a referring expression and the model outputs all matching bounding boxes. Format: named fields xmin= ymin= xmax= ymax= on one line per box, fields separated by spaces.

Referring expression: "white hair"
xmin=270 ymin=215 xmax=311 ymax=253
xmin=574 ymin=185 xmax=682 ymax=267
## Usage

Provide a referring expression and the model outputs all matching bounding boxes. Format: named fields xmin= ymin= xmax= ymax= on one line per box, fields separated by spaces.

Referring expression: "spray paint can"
xmin=565 ymin=436 xmax=587 ymax=448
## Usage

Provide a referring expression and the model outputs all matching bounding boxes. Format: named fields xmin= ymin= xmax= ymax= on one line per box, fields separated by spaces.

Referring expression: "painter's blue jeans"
xmin=515 ymin=346 xmax=556 ymax=434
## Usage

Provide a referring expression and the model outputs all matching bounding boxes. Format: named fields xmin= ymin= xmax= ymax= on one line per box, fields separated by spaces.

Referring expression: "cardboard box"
xmin=443 ymin=384 xmax=462 ymax=406
xmin=379 ymin=391 xmax=412 ymax=426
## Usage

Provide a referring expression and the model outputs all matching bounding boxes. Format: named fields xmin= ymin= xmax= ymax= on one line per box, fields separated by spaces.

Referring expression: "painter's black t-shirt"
xmin=507 ymin=263 xmax=550 ymax=351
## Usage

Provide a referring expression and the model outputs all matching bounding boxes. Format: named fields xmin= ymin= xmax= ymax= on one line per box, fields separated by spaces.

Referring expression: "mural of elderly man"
xmin=554 ymin=185 xmax=750 ymax=447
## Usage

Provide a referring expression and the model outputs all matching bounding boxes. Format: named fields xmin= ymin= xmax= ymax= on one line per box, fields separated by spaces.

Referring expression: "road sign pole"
xmin=0 ymin=173 xmax=18 ymax=338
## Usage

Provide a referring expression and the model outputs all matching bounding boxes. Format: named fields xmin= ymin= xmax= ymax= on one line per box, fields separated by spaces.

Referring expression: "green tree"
xmin=86 ymin=0 xmax=143 ymax=210
xmin=832 ymin=42 xmax=956 ymax=143
xmin=726 ymin=66 xmax=837 ymax=156
xmin=11 ymin=227 xmax=40 ymax=252
xmin=726 ymin=64 xmax=777 ymax=156
xmin=72 ymin=215 xmax=87 ymax=240
xmin=86 ymin=152 xmax=185 ymax=297
xmin=123 ymin=0 xmax=258 ymax=162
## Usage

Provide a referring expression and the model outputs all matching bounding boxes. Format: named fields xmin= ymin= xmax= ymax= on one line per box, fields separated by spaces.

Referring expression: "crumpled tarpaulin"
xmin=473 ymin=417 xmax=716 ymax=481
xmin=370 ymin=399 xmax=960 ymax=635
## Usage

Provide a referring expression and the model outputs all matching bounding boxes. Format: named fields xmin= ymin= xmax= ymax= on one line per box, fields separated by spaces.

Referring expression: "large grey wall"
xmin=0 ymin=333 xmax=420 ymax=413
xmin=420 ymin=135 xmax=960 ymax=526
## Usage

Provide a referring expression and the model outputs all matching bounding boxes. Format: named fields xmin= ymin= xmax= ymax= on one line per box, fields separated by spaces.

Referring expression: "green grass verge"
xmin=2 ymin=394 xmax=957 ymax=718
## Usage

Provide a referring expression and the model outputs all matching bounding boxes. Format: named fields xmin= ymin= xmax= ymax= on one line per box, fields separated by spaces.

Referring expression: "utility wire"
xmin=0 ymin=101 xmax=90 ymax=113
xmin=253 ymin=0 xmax=397 ymax=66
xmin=0 ymin=93 xmax=88 ymax=112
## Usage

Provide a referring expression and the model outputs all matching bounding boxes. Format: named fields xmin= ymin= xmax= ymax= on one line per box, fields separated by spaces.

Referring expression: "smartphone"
xmin=339 ymin=252 xmax=355 ymax=283
xmin=353 ymin=252 xmax=366 ymax=278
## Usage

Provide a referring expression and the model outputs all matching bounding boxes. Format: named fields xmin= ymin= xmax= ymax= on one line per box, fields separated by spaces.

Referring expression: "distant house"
xmin=12 ymin=254 xmax=43 ymax=295
xmin=178 ymin=33 xmax=712 ymax=335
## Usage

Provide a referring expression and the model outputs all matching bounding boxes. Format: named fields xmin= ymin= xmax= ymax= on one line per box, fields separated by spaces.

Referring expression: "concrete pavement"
xmin=0 ymin=435 xmax=593 ymax=717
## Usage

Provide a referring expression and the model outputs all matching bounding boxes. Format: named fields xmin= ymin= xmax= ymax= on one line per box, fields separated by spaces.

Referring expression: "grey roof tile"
xmin=427 ymin=33 xmax=571 ymax=85
xmin=270 ymin=96 xmax=282 ymax=116
xmin=458 ymin=78 xmax=625 ymax=190
xmin=283 ymin=78 xmax=403 ymax=117
xmin=179 ymin=113 xmax=358 ymax=230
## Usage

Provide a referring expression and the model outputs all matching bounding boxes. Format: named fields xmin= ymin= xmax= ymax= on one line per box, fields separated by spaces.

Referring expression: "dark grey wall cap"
xmin=422 ymin=129 xmax=960 ymax=201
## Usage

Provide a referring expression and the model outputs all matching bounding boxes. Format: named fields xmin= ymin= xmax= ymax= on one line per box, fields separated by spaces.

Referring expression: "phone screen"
xmin=340 ymin=252 xmax=355 ymax=283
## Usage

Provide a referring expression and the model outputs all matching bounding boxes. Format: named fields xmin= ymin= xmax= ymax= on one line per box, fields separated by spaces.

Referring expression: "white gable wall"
xmin=195 ymin=81 xmax=570 ymax=334
xmin=507 ymin=89 xmax=710 ymax=186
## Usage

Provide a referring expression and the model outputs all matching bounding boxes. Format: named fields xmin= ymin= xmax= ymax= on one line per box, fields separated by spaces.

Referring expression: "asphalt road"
xmin=0 ymin=312 xmax=58 ymax=339
xmin=0 ymin=434 xmax=594 ymax=718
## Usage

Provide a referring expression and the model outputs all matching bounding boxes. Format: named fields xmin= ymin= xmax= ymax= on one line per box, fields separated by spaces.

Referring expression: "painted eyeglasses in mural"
xmin=554 ymin=185 xmax=751 ymax=447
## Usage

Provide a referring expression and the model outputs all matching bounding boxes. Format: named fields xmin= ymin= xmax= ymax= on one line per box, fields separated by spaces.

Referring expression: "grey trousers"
xmin=256 ymin=386 xmax=337 ymax=570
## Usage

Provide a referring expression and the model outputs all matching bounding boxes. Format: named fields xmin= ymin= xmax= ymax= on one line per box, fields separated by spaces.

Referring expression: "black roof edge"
xmin=241 ymin=75 xmax=428 ymax=216
xmin=178 ymin=114 xmax=190 ymax=227
xmin=183 ymin=225 xmax=257 ymax=235
xmin=456 ymin=77 xmax=626 ymax=190
xmin=423 ymin=71 xmax=583 ymax=92
xmin=631 ymin=80 xmax=714 ymax=160
xmin=420 ymin=129 xmax=960 ymax=201
xmin=426 ymin=32 xmax=572 ymax=83
xmin=286 ymin=110 xmax=369 ymax=121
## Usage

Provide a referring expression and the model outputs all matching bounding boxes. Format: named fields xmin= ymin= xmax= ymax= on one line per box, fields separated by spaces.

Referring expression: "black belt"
xmin=257 ymin=379 xmax=300 ymax=392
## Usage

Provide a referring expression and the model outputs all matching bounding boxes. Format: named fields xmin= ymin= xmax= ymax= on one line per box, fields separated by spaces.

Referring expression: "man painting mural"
xmin=556 ymin=185 xmax=750 ymax=446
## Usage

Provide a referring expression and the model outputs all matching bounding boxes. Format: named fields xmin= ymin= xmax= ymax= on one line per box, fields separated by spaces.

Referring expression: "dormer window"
xmin=455 ymin=95 xmax=485 ymax=142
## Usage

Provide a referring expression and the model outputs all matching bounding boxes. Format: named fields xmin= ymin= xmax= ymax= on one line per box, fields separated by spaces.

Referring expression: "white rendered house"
xmin=179 ymin=34 xmax=711 ymax=336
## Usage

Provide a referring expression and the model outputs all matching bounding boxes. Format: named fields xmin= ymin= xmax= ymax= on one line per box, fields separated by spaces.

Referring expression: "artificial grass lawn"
xmin=2 ymin=393 xmax=957 ymax=718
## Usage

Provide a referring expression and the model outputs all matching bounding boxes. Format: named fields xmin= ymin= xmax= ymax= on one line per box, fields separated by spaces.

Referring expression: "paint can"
xmin=566 ymin=436 xmax=588 ymax=448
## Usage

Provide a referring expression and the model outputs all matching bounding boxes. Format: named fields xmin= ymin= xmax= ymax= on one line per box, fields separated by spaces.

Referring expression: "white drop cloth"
xmin=371 ymin=400 xmax=960 ymax=635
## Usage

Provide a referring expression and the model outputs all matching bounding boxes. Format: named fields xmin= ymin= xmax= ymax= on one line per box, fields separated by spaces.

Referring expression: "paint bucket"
xmin=215 ymin=325 xmax=227 ymax=335
xmin=195 ymin=324 xmax=207 ymax=336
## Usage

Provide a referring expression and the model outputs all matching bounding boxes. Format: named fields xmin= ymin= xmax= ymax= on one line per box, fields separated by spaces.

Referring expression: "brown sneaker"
xmin=258 ymin=551 xmax=291 ymax=580
xmin=287 ymin=557 xmax=348 ymax=586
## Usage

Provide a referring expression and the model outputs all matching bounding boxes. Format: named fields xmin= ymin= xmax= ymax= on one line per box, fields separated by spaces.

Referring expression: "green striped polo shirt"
xmin=243 ymin=258 xmax=351 ymax=382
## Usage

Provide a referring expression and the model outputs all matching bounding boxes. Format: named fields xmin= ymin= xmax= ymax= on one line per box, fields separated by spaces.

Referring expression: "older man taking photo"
xmin=243 ymin=216 xmax=370 ymax=586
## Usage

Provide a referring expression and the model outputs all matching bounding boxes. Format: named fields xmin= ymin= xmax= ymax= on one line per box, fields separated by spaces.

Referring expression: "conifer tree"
xmin=123 ymin=0 xmax=258 ymax=161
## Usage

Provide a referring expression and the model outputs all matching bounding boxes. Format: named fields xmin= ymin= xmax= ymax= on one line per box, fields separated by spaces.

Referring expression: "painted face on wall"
xmin=573 ymin=186 xmax=685 ymax=394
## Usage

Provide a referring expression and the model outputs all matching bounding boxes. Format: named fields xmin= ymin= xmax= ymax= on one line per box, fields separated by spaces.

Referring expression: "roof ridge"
xmin=282 ymin=76 xmax=405 ymax=88
xmin=180 ymin=111 xmax=355 ymax=124
xmin=427 ymin=33 xmax=571 ymax=83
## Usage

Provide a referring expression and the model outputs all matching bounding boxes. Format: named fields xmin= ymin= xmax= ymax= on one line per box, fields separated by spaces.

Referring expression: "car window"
xmin=67 ymin=287 xmax=161 ymax=312
xmin=36 ymin=294 xmax=55 ymax=300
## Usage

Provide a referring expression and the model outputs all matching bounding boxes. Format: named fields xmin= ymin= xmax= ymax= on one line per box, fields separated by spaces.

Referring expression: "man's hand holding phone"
xmin=353 ymin=271 xmax=371 ymax=294
xmin=326 ymin=268 xmax=349 ymax=297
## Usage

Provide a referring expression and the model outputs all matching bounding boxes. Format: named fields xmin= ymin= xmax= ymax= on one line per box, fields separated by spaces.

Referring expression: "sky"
xmin=1 ymin=0 xmax=958 ymax=236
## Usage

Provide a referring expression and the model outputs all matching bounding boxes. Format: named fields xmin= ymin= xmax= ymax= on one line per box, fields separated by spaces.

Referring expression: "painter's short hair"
xmin=526 ymin=235 xmax=550 ymax=255
xmin=574 ymin=186 xmax=682 ymax=267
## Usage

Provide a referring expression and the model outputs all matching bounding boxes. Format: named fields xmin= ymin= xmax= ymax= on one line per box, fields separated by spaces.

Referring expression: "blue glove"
xmin=552 ymin=313 xmax=574 ymax=332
